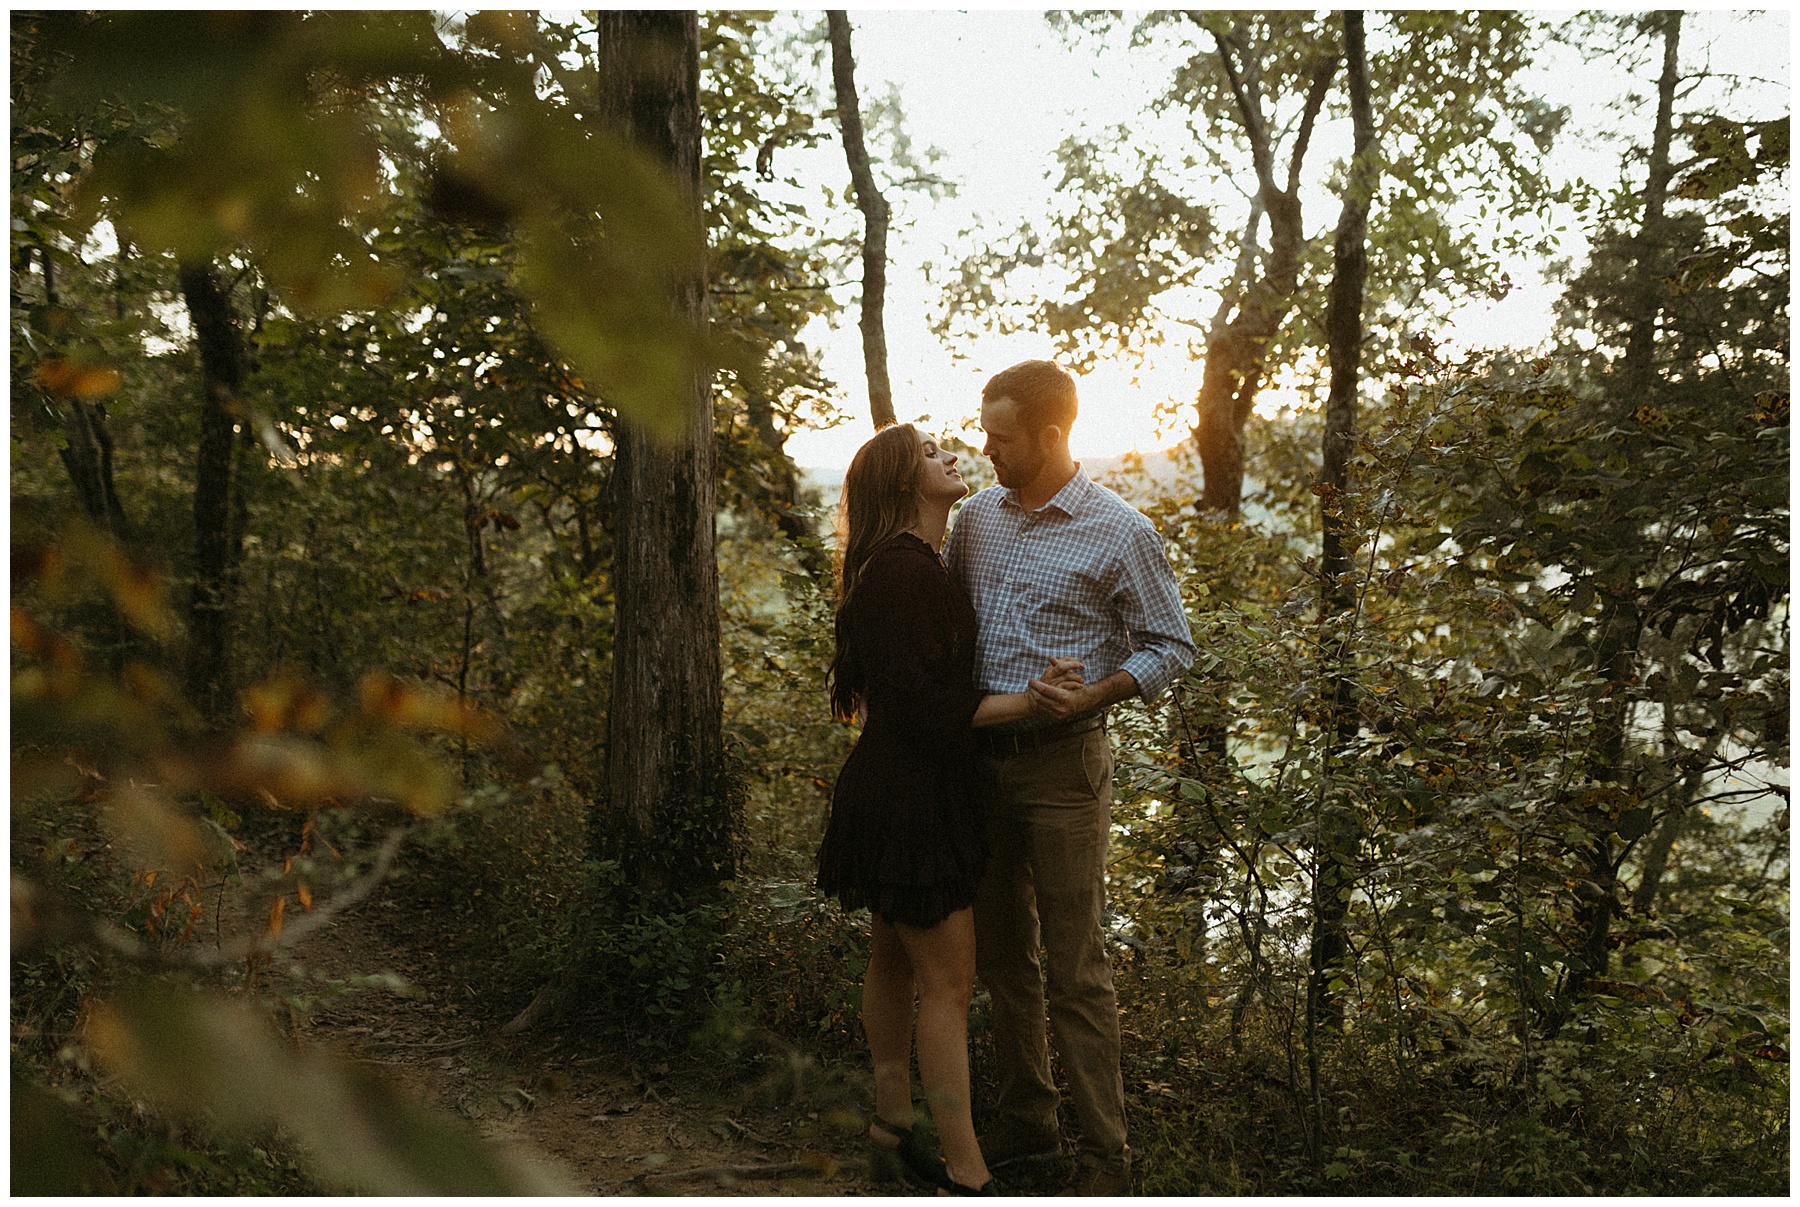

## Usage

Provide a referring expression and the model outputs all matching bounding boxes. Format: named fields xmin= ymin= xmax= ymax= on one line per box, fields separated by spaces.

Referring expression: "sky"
xmin=766 ymin=9 xmax=1791 ymax=474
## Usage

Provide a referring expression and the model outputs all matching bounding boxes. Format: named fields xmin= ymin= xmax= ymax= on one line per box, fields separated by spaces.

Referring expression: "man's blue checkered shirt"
xmin=942 ymin=467 xmax=1195 ymax=709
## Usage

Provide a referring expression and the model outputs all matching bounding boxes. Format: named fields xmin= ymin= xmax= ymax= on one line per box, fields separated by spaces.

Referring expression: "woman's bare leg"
xmin=864 ymin=916 xmax=917 ymax=1136
xmin=895 ymin=907 xmax=991 ymax=1190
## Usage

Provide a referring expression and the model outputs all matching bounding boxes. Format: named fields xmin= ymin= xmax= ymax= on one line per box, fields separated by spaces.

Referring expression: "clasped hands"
xmin=1026 ymin=656 xmax=1090 ymax=721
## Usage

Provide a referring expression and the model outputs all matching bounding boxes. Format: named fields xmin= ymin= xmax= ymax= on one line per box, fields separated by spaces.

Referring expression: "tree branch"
xmin=1210 ymin=22 xmax=1275 ymax=193
xmin=1287 ymin=52 xmax=1341 ymax=195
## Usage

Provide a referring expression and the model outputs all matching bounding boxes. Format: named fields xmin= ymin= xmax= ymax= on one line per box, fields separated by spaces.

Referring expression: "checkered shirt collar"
xmin=999 ymin=464 xmax=1093 ymax=518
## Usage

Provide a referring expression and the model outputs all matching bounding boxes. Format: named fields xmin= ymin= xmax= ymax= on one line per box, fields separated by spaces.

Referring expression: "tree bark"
xmin=595 ymin=10 xmax=731 ymax=897
xmin=178 ymin=259 xmax=248 ymax=725
xmin=826 ymin=10 xmax=895 ymax=429
xmin=1189 ymin=18 xmax=1336 ymax=514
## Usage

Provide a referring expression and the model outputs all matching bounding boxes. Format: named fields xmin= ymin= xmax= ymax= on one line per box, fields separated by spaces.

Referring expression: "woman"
xmin=817 ymin=423 xmax=1081 ymax=1196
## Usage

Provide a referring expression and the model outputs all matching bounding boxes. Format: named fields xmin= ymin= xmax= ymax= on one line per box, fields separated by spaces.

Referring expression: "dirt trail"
xmin=278 ymin=860 xmax=895 ymax=1196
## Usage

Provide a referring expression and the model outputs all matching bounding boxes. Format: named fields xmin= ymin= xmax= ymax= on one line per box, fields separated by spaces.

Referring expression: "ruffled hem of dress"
xmin=818 ymin=872 xmax=985 ymax=930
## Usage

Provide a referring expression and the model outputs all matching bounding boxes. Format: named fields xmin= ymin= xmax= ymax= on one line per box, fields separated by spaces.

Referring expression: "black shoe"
xmin=948 ymin=1175 xmax=999 ymax=1195
xmin=869 ymin=1116 xmax=951 ymax=1190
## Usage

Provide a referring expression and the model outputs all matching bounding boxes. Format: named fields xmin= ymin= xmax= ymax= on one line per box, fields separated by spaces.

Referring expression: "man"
xmin=942 ymin=359 xmax=1194 ymax=1195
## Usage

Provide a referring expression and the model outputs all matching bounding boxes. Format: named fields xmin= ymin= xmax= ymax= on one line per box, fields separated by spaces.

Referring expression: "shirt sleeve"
xmin=1112 ymin=521 xmax=1195 ymax=704
xmin=850 ymin=545 xmax=983 ymax=741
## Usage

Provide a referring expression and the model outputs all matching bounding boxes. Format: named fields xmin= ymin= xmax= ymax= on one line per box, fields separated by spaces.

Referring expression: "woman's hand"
xmin=1040 ymin=657 xmax=1085 ymax=690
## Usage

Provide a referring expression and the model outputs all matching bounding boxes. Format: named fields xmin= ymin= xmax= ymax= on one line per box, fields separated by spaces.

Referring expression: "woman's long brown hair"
xmin=827 ymin=423 xmax=923 ymax=721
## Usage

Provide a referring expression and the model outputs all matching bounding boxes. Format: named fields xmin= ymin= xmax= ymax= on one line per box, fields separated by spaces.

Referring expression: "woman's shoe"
xmin=865 ymin=1121 xmax=906 ymax=1185
xmin=946 ymin=1175 xmax=999 ymax=1195
xmin=868 ymin=1116 xmax=950 ymax=1190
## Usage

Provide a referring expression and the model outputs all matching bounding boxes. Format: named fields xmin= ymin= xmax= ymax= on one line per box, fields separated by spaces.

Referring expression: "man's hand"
xmin=1027 ymin=668 xmax=1139 ymax=721
xmin=1027 ymin=674 xmax=1093 ymax=720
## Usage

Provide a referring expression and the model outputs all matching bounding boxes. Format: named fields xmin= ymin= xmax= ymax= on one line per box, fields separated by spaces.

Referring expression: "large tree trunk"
xmin=595 ymin=10 xmax=730 ymax=897
xmin=826 ymin=10 xmax=895 ymax=429
xmin=177 ymin=260 xmax=248 ymax=725
xmin=1189 ymin=17 xmax=1336 ymax=515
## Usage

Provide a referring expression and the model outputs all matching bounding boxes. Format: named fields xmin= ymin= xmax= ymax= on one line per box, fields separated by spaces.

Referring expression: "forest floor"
xmin=282 ymin=872 xmax=866 ymax=1195
xmin=267 ymin=825 xmax=1077 ymax=1197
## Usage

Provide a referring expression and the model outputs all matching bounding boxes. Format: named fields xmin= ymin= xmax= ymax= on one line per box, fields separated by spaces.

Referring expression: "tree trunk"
xmin=1309 ymin=9 xmax=1376 ymax=1039
xmin=1557 ymin=12 xmax=1681 ymax=1024
xmin=1188 ymin=21 xmax=1336 ymax=515
xmin=178 ymin=260 xmax=248 ymax=725
xmin=595 ymin=10 xmax=731 ymax=897
xmin=1300 ymin=23 xmax=1375 ymax=1170
xmin=1631 ymin=726 xmax=1724 ymax=914
xmin=826 ymin=10 xmax=895 ymax=430
xmin=37 ymin=238 xmax=127 ymax=538
xmin=56 ymin=400 xmax=127 ymax=537
xmin=1620 ymin=12 xmax=1682 ymax=400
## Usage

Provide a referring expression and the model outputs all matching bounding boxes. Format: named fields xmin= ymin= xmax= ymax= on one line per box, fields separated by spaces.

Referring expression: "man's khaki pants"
xmin=974 ymin=726 xmax=1128 ymax=1174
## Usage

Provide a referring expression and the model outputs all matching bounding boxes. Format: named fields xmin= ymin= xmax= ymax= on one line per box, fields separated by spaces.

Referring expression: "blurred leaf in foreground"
xmin=85 ymin=987 xmax=576 ymax=1194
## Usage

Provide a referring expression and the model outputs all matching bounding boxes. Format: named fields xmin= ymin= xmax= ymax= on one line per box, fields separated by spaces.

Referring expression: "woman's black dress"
xmin=816 ymin=532 xmax=988 ymax=928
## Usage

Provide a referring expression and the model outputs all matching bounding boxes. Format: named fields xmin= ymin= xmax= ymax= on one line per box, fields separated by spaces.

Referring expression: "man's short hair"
xmin=983 ymin=359 xmax=1078 ymax=436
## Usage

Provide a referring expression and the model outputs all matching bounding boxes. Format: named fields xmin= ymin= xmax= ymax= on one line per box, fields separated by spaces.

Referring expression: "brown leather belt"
xmin=974 ymin=712 xmax=1105 ymax=758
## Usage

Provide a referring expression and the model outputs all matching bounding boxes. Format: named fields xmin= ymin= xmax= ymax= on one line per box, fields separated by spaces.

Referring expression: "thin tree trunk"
xmin=1306 ymin=12 xmax=1375 ymax=1160
xmin=56 ymin=400 xmax=126 ymax=537
xmin=826 ymin=10 xmax=895 ymax=429
xmin=595 ymin=10 xmax=729 ymax=897
xmin=36 ymin=238 xmax=126 ymax=537
xmin=178 ymin=259 xmax=248 ymax=725
xmin=1620 ymin=12 xmax=1682 ymax=399
xmin=1188 ymin=17 xmax=1336 ymax=514
xmin=1318 ymin=9 xmax=1374 ymax=626
xmin=456 ymin=465 xmax=489 ymax=788
xmin=1557 ymin=12 xmax=1681 ymax=1025
xmin=1631 ymin=726 xmax=1724 ymax=914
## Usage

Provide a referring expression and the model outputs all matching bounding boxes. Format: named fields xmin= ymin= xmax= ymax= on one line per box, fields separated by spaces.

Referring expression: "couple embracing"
xmin=817 ymin=360 xmax=1194 ymax=1195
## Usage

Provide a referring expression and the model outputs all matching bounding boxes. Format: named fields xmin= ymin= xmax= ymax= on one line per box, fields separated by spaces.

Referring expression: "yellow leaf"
xmin=297 ymin=881 xmax=313 ymax=912
xmin=34 ymin=359 xmax=122 ymax=400
xmin=103 ymin=786 xmax=210 ymax=876
xmin=266 ymin=895 xmax=286 ymax=939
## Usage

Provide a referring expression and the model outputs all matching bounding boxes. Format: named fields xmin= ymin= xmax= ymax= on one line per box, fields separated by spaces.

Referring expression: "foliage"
xmin=16 ymin=9 xmax=705 ymax=434
xmin=11 ymin=523 xmax=568 ymax=1192
xmin=935 ymin=11 xmax=1574 ymax=397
